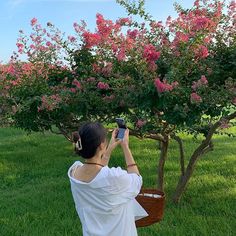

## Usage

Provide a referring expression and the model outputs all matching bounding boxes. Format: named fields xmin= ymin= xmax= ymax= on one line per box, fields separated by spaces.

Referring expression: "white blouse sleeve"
xmin=108 ymin=167 xmax=143 ymax=200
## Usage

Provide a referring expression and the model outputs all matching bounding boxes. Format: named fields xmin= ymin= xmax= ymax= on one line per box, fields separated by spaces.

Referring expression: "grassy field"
xmin=0 ymin=127 xmax=235 ymax=236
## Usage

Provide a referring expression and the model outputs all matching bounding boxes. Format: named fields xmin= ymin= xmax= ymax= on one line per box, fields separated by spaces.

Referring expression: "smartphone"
xmin=115 ymin=118 xmax=127 ymax=140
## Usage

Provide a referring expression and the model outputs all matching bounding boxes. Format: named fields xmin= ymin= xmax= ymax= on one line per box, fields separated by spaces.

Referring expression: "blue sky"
xmin=0 ymin=0 xmax=196 ymax=63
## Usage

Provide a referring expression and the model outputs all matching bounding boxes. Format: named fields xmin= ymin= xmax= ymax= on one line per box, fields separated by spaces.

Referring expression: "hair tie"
xmin=75 ymin=135 xmax=83 ymax=150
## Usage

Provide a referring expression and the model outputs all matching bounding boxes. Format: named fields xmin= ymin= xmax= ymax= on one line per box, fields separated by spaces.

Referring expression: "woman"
xmin=68 ymin=121 xmax=148 ymax=236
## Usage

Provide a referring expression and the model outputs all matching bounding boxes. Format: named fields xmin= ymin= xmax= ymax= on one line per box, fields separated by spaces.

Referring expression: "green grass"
xmin=0 ymin=127 xmax=235 ymax=236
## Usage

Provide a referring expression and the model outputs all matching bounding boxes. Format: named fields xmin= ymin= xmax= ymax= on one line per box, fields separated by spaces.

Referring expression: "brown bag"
xmin=135 ymin=188 xmax=165 ymax=228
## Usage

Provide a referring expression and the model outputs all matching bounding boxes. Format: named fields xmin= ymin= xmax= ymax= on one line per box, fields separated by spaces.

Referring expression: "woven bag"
xmin=135 ymin=188 xmax=165 ymax=227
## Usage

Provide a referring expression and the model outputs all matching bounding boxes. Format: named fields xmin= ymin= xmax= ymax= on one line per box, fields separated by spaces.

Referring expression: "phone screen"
xmin=115 ymin=118 xmax=127 ymax=139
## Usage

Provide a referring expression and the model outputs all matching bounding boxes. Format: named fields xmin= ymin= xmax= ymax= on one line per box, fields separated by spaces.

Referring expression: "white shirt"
xmin=68 ymin=160 xmax=148 ymax=236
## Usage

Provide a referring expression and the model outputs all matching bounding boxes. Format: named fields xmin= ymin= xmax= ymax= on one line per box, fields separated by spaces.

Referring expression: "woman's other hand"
xmin=120 ymin=128 xmax=129 ymax=149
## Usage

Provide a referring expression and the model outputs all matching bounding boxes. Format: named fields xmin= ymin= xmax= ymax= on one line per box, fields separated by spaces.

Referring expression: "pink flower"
xmin=190 ymin=92 xmax=202 ymax=103
xmin=200 ymin=75 xmax=208 ymax=85
xmin=92 ymin=63 xmax=101 ymax=73
xmin=116 ymin=17 xmax=131 ymax=26
xmin=117 ymin=48 xmax=126 ymax=61
xmin=31 ymin=17 xmax=38 ymax=26
xmin=127 ymin=29 xmax=139 ymax=39
xmin=136 ymin=119 xmax=147 ymax=128
xmin=102 ymin=62 xmax=113 ymax=76
xmin=72 ymin=79 xmax=82 ymax=89
xmin=51 ymin=94 xmax=62 ymax=103
xmin=46 ymin=41 xmax=52 ymax=47
xmin=73 ymin=22 xmax=79 ymax=32
xmin=30 ymin=44 xmax=36 ymax=49
xmin=194 ymin=0 xmax=200 ymax=7
xmin=176 ymin=31 xmax=189 ymax=42
xmin=195 ymin=45 xmax=209 ymax=58
xmin=193 ymin=16 xmax=211 ymax=30
xmin=70 ymin=88 xmax=77 ymax=93
xmin=82 ymin=32 xmax=101 ymax=48
xmin=148 ymin=61 xmax=157 ymax=72
xmin=96 ymin=13 xmax=113 ymax=37
xmin=87 ymin=77 xmax=96 ymax=82
xmin=204 ymin=36 xmax=212 ymax=44
xmin=16 ymin=43 xmax=24 ymax=49
xmin=154 ymin=78 xmax=178 ymax=93
xmin=97 ymin=81 xmax=109 ymax=90
xmin=39 ymin=94 xmax=61 ymax=111
xmin=143 ymin=44 xmax=161 ymax=62
xmin=192 ymin=75 xmax=208 ymax=90
xmin=68 ymin=36 xmax=76 ymax=42
xmin=10 ymin=80 xmax=19 ymax=86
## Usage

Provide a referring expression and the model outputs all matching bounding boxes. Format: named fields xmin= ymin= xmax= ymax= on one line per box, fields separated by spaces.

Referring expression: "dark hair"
xmin=72 ymin=121 xmax=107 ymax=159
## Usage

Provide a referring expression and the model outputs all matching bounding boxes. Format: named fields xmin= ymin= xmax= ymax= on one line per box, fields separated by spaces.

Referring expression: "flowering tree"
xmin=0 ymin=0 xmax=235 ymax=203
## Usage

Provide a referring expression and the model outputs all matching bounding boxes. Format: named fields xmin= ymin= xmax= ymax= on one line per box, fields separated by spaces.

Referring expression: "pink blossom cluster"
xmin=96 ymin=13 xmax=114 ymax=38
xmin=154 ymin=78 xmax=179 ymax=93
xmin=190 ymin=92 xmax=202 ymax=103
xmin=192 ymin=75 xmax=208 ymax=90
xmin=169 ymin=0 xmax=222 ymax=36
xmin=116 ymin=17 xmax=132 ymax=26
xmin=16 ymin=43 xmax=24 ymax=54
xmin=72 ymin=79 xmax=82 ymax=89
xmin=68 ymin=35 xmax=76 ymax=43
xmin=16 ymin=17 xmax=65 ymax=64
xmin=102 ymin=62 xmax=113 ymax=76
xmin=127 ymin=29 xmax=139 ymax=39
xmin=194 ymin=45 xmax=209 ymax=59
xmin=0 ymin=62 xmax=49 ymax=90
xmin=92 ymin=62 xmax=113 ymax=76
xmin=165 ymin=0 xmax=224 ymax=61
xmin=86 ymin=77 xmax=96 ymax=83
xmin=38 ymin=94 xmax=62 ymax=111
xmin=73 ymin=13 xmax=138 ymax=62
xmin=31 ymin=17 xmax=37 ymax=26
xmin=136 ymin=119 xmax=147 ymax=128
xmin=82 ymin=32 xmax=101 ymax=48
xmin=143 ymin=44 xmax=161 ymax=63
xmin=97 ymin=81 xmax=109 ymax=90
xmin=175 ymin=31 xmax=189 ymax=43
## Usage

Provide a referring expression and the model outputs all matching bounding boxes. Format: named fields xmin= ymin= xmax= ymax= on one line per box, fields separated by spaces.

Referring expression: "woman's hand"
xmin=106 ymin=128 xmax=121 ymax=153
xmin=102 ymin=129 xmax=121 ymax=166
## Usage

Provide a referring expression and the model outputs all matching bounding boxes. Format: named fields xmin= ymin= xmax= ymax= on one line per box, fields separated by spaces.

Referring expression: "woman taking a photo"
xmin=68 ymin=121 xmax=148 ymax=236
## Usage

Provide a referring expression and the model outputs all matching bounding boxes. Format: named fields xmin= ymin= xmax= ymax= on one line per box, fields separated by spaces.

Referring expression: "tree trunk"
xmin=172 ymin=111 xmax=236 ymax=203
xmin=172 ymin=152 xmax=201 ymax=203
xmin=157 ymin=137 xmax=169 ymax=191
xmin=172 ymin=134 xmax=185 ymax=176
xmin=172 ymin=143 xmax=213 ymax=203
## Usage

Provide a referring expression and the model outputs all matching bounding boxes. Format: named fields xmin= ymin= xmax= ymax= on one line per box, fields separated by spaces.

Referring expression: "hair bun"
xmin=72 ymin=131 xmax=80 ymax=143
xmin=72 ymin=131 xmax=83 ymax=151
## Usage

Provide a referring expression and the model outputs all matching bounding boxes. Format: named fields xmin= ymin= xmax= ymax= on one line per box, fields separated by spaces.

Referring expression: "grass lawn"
xmin=0 ymin=127 xmax=235 ymax=236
